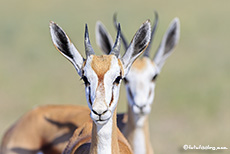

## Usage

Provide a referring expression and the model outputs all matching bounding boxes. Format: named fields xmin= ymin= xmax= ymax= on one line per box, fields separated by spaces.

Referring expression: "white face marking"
xmin=125 ymin=57 xmax=159 ymax=125
xmin=83 ymin=55 xmax=122 ymax=126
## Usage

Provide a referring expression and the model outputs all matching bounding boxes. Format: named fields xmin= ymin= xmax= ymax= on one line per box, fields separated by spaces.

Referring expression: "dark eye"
xmin=81 ymin=76 xmax=90 ymax=86
xmin=123 ymin=77 xmax=129 ymax=84
xmin=152 ymin=74 xmax=158 ymax=81
xmin=114 ymin=76 xmax=122 ymax=85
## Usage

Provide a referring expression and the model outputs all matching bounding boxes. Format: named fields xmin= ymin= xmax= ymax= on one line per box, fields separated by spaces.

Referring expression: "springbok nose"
xmin=92 ymin=109 xmax=108 ymax=116
xmin=134 ymin=103 xmax=146 ymax=111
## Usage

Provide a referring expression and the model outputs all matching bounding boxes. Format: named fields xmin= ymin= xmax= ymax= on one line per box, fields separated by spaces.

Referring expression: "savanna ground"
xmin=0 ymin=0 xmax=230 ymax=153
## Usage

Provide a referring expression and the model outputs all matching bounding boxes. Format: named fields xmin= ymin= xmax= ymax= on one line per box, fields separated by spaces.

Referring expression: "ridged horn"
xmin=84 ymin=24 xmax=95 ymax=57
xmin=110 ymin=23 xmax=121 ymax=57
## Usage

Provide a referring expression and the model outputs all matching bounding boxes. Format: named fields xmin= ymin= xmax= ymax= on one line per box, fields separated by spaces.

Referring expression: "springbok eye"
xmin=123 ymin=77 xmax=129 ymax=84
xmin=114 ymin=76 xmax=122 ymax=85
xmin=81 ymin=76 xmax=90 ymax=86
xmin=152 ymin=74 xmax=158 ymax=82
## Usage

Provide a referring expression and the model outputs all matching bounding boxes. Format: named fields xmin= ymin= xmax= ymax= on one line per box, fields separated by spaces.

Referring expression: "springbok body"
xmin=96 ymin=12 xmax=180 ymax=154
xmin=0 ymin=105 xmax=91 ymax=154
xmin=50 ymin=20 xmax=151 ymax=154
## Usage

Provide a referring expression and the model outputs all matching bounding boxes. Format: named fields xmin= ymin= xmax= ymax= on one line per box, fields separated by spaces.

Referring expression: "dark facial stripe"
xmin=88 ymin=87 xmax=92 ymax=105
xmin=109 ymin=88 xmax=114 ymax=107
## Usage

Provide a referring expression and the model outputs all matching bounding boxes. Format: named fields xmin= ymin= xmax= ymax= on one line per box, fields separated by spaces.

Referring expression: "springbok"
xmin=0 ymin=105 xmax=91 ymax=154
xmin=95 ymin=12 xmax=180 ymax=154
xmin=50 ymin=20 xmax=151 ymax=154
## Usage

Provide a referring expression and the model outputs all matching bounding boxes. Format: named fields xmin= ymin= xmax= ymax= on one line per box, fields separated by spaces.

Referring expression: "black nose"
xmin=92 ymin=109 xmax=108 ymax=116
xmin=134 ymin=103 xmax=146 ymax=111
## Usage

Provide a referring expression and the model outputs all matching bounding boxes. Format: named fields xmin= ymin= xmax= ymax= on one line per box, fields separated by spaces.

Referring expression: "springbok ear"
xmin=153 ymin=18 xmax=180 ymax=71
xmin=121 ymin=20 xmax=151 ymax=76
xmin=95 ymin=21 xmax=113 ymax=55
xmin=49 ymin=21 xmax=84 ymax=76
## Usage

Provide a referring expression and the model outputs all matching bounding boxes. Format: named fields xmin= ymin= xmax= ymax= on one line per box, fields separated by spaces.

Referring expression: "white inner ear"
xmin=153 ymin=18 xmax=180 ymax=71
xmin=121 ymin=21 xmax=151 ymax=76
xmin=69 ymin=43 xmax=84 ymax=75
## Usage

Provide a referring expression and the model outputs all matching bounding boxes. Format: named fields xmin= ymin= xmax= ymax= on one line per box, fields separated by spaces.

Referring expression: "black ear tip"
xmin=85 ymin=24 xmax=89 ymax=38
xmin=85 ymin=24 xmax=88 ymax=31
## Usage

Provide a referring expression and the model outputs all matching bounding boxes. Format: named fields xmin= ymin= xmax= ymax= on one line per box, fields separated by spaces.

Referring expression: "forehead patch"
xmin=132 ymin=57 xmax=148 ymax=70
xmin=91 ymin=55 xmax=113 ymax=80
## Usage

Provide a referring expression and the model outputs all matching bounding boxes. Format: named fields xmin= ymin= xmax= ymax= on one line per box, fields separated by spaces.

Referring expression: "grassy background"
xmin=0 ymin=0 xmax=230 ymax=153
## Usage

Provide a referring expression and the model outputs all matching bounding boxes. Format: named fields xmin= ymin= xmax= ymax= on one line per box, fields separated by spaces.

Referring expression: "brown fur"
xmin=63 ymin=109 xmax=132 ymax=154
xmin=117 ymin=59 xmax=124 ymax=77
xmin=131 ymin=57 xmax=148 ymax=70
xmin=0 ymin=105 xmax=91 ymax=154
xmin=91 ymin=55 xmax=112 ymax=82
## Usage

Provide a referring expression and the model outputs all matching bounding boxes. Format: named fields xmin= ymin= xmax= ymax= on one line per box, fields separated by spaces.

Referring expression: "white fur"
xmin=104 ymin=56 xmax=121 ymax=110
xmin=96 ymin=116 xmax=113 ymax=154
xmin=83 ymin=56 xmax=98 ymax=111
xmin=133 ymin=127 xmax=146 ymax=154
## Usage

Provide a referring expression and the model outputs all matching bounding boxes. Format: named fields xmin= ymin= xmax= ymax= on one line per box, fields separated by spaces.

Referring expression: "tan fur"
xmin=131 ymin=57 xmax=148 ymax=70
xmin=117 ymin=59 xmax=124 ymax=77
xmin=63 ymin=109 xmax=132 ymax=154
xmin=91 ymin=55 xmax=112 ymax=81
xmin=0 ymin=105 xmax=91 ymax=154
xmin=131 ymin=57 xmax=157 ymax=72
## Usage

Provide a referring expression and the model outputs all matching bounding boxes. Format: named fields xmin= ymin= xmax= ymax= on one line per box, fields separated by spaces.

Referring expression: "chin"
xmin=97 ymin=120 xmax=107 ymax=125
xmin=94 ymin=119 xmax=109 ymax=125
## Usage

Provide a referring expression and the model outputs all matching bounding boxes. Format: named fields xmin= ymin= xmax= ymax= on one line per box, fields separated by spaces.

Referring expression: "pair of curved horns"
xmin=113 ymin=11 xmax=158 ymax=57
xmin=85 ymin=23 xmax=121 ymax=57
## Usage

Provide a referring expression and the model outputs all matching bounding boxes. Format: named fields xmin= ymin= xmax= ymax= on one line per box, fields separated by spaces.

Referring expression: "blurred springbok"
xmin=49 ymin=20 xmax=151 ymax=154
xmin=95 ymin=12 xmax=180 ymax=154
xmin=0 ymin=105 xmax=91 ymax=154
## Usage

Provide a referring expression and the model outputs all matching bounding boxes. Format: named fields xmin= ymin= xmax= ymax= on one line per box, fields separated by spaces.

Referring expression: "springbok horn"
xmin=110 ymin=23 xmax=121 ymax=57
xmin=85 ymin=24 xmax=95 ymax=57
xmin=113 ymin=13 xmax=129 ymax=50
xmin=143 ymin=11 xmax=159 ymax=57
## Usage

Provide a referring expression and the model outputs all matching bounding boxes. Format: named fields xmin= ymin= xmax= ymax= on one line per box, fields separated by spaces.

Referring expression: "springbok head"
xmin=96 ymin=12 xmax=180 ymax=126
xmin=50 ymin=21 xmax=151 ymax=126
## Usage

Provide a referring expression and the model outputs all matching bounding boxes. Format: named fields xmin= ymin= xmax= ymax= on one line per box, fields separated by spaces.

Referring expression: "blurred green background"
xmin=0 ymin=0 xmax=230 ymax=153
